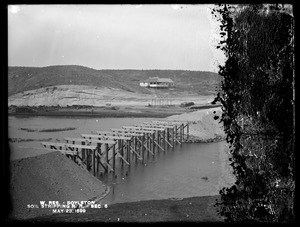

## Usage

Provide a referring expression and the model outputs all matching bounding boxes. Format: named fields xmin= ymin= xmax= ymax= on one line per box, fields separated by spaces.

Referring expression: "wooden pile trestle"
xmin=41 ymin=120 xmax=189 ymax=177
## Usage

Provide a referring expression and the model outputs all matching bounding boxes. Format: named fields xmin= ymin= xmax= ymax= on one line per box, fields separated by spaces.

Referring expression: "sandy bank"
xmin=8 ymin=151 xmax=109 ymax=220
xmin=167 ymin=107 xmax=225 ymax=142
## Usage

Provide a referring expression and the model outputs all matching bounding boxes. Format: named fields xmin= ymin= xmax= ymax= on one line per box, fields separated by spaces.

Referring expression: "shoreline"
xmin=8 ymin=111 xmax=175 ymax=118
xmin=8 ymin=104 xmax=222 ymax=118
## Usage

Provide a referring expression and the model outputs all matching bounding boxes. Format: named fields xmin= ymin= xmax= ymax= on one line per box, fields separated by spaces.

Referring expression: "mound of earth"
xmin=8 ymin=151 xmax=109 ymax=220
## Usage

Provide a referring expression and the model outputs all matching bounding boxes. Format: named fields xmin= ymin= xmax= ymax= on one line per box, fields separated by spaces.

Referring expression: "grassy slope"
xmin=8 ymin=65 xmax=222 ymax=97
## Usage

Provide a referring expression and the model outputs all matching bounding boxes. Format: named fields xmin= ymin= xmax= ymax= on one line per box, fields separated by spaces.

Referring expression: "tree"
xmin=212 ymin=4 xmax=294 ymax=222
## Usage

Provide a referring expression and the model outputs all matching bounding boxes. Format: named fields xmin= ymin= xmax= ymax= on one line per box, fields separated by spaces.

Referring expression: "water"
xmin=8 ymin=115 xmax=234 ymax=205
xmin=99 ymin=142 xmax=228 ymax=205
xmin=8 ymin=115 xmax=160 ymax=160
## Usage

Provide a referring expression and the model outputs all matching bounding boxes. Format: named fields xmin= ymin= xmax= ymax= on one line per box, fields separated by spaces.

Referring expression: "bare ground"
xmin=23 ymin=195 xmax=224 ymax=223
xmin=8 ymin=151 xmax=109 ymax=221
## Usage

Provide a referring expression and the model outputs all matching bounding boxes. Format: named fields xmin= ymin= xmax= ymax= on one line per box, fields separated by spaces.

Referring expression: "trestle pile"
xmin=41 ymin=120 xmax=189 ymax=177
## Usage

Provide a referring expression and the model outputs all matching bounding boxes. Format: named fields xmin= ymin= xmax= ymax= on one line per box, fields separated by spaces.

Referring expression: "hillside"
xmin=8 ymin=65 xmax=222 ymax=97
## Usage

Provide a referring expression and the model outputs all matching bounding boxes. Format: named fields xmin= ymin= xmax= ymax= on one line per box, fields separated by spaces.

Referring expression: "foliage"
xmin=212 ymin=4 xmax=294 ymax=222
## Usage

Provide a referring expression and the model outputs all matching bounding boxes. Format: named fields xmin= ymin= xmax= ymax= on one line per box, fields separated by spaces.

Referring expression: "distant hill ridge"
xmin=8 ymin=65 xmax=222 ymax=96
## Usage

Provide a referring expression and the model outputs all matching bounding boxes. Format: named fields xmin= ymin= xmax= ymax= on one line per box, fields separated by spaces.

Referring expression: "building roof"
xmin=142 ymin=77 xmax=174 ymax=83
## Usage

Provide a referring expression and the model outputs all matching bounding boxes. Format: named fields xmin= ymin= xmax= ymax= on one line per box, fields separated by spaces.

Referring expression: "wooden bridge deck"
xmin=41 ymin=120 xmax=189 ymax=177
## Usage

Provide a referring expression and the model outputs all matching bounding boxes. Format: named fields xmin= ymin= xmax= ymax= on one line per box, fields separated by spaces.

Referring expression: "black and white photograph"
xmin=6 ymin=4 xmax=294 ymax=223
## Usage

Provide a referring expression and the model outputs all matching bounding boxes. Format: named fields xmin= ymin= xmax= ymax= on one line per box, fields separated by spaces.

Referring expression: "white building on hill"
xmin=140 ymin=77 xmax=174 ymax=88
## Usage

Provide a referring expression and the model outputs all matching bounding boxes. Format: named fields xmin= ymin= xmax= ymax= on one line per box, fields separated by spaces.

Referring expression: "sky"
xmin=8 ymin=4 xmax=225 ymax=72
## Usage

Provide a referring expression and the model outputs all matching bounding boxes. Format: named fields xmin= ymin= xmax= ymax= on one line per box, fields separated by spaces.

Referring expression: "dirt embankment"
xmin=8 ymin=85 xmax=154 ymax=107
xmin=8 ymin=85 xmax=215 ymax=107
xmin=7 ymin=84 xmax=217 ymax=118
xmin=167 ymin=107 xmax=225 ymax=143
xmin=8 ymin=151 xmax=109 ymax=220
